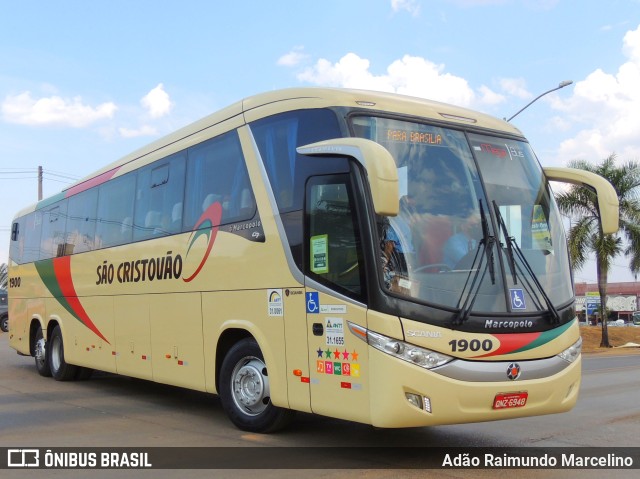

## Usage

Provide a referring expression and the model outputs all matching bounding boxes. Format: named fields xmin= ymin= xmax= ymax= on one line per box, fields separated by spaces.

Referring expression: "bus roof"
xmin=16 ymin=88 xmax=524 ymax=218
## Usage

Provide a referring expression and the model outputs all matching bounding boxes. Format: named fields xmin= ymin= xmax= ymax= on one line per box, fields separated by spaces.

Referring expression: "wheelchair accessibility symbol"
xmin=510 ymin=289 xmax=526 ymax=310
xmin=306 ymin=292 xmax=319 ymax=314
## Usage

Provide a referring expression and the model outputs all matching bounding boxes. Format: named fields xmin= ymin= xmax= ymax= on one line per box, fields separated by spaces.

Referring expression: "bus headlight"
xmin=558 ymin=337 xmax=582 ymax=363
xmin=366 ymin=330 xmax=453 ymax=369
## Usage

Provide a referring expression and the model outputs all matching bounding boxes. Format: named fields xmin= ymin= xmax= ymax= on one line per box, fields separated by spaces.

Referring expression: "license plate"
xmin=493 ymin=392 xmax=528 ymax=409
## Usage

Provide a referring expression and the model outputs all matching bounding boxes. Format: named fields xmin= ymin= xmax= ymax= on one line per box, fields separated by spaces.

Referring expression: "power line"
xmin=0 ymin=167 xmax=80 ymax=180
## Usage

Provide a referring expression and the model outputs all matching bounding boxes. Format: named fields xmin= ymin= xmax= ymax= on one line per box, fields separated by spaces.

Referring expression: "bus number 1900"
xmin=449 ymin=339 xmax=493 ymax=353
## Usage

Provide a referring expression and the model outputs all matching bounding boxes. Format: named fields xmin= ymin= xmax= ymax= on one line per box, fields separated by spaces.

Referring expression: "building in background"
xmin=575 ymin=282 xmax=639 ymax=324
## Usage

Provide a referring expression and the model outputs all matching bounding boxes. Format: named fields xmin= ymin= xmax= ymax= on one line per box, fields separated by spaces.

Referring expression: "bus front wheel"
xmin=219 ymin=338 xmax=294 ymax=432
xmin=47 ymin=325 xmax=78 ymax=381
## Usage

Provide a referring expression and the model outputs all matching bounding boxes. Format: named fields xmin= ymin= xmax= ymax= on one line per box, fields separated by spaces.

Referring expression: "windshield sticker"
xmin=310 ymin=234 xmax=329 ymax=274
xmin=532 ymin=205 xmax=553 ymax=250
xmin=510 ymin=289 xmax=527 ymax=310
xmin=267 ymin=289 xmax=283 ymax=317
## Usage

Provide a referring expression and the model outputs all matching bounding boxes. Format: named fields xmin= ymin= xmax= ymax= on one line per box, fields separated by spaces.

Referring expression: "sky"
xmin=1 ymin=0 xmax=640 ymax=284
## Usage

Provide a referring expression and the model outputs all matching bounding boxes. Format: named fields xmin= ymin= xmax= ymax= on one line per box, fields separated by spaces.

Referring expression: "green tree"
xmin=555 ymin=154 xmax=640 ymax=347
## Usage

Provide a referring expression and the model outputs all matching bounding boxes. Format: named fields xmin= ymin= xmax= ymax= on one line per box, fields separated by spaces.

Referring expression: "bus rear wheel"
xmin=47 ymin=325 xmax=78 ymax=381
xmin=219 ymin=338 xmax=294 ymax=433
xmin=34 ymin=324 xmax=52 ymax=377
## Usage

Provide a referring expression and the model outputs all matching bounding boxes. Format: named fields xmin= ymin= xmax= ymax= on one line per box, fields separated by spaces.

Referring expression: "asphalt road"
xmin=1 ymin=331 xmax=638 ymax=478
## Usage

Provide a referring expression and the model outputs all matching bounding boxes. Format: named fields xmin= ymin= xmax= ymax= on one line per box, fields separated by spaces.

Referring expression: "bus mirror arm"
xmin=543 ymin=166 xmax=619 ymax=235
xmin=297 ymin=138 xmax=399 ymax=216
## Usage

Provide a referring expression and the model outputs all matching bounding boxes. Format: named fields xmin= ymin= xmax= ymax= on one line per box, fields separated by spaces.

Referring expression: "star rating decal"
xmin=313 ymin=346 xmax=360 ymax=379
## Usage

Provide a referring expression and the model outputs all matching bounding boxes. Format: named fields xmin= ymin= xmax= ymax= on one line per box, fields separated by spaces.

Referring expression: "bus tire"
xmin=219 ymin=338 xmax=294 ymax=433
xmin=34 ymin=324 xmax=52 ymax=377
xmin=48 ymin=325 xmax=78 ymax=381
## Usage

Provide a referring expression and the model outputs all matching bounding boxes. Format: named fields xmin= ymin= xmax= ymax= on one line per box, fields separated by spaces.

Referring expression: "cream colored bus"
xmin=7 ymin=88 xmax=618 ymax=432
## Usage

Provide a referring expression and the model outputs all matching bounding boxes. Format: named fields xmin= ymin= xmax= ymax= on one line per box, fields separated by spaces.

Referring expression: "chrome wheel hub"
xmin=231 ymin=357 xmax=270 ymax=416
xmin=35 ymin=338 xmax=46 ymax=363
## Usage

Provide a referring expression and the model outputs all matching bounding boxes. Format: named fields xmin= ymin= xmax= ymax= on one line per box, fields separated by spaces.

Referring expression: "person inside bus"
xmin=379 ymin=198 xmax=416 ymax=291
xmin=442 ymin=215 xmax=480 ymax=269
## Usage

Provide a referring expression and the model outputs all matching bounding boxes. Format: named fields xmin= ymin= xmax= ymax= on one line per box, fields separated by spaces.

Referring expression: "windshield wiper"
xmin=452 ymin=201 xmax=495 ymax=326
xmin=493 ymin=201 xmax=517 ymax=284
xmin=492 ymin=201 xmax=560 ymax=324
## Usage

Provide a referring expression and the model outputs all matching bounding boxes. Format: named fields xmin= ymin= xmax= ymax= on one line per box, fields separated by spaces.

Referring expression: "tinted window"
xmin=66 ymin=188 xmax=98 ymax=254
xmin=40 ymin=201 xmax=68 ymax=259
xmin=95 ymin=173 xmax=136 ymax=248
xmin=134 ymin=154 xmax=186 ymax=240
xmin=250 ymin=108 xmax=344 ymax=213
xmin=22 ymin=212 xmax=42 ymax=263
xmin=184 ymin=131 xmax=255 ymax=230
xmin=251 ymin=109 xmax=346 ymax=269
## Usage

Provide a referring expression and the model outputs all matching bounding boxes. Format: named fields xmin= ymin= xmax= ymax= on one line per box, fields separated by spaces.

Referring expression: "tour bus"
xmin=7 ymin=88 xmax=618 ymax=432
xmin=633 ymin=312 xmax=640 ymax=326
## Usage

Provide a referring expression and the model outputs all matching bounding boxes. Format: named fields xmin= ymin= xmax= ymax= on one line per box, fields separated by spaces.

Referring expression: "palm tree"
xmin=555 ymin=154 xmax=640 ymax=347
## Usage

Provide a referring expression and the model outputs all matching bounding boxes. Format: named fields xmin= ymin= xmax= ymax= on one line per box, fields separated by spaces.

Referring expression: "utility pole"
xmin=38 ymin=165 xmax=43 ymax=201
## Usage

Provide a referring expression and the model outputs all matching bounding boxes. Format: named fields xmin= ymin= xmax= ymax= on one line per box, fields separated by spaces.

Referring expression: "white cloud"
xmin=550 ymin=23 xmax=640 ymax=163
xmin=118 ymin=125 xmax=158 ymax=138
xmin=298 ymin=53 xmax=477 ymax=107
xmin=391 ymin=0 xmax=421 ymax=16
xmin=499 ymin=78 xmax=531 ymax=99
xmin=277 ymin=47 xmax=309 ymax=67
xmin=477 ymin=85 xmax=506 ymax=105
xmin=1 ymin=91 xmax=117 ymax=127
xmin=141 ymin=83 xmax=173 ymax=119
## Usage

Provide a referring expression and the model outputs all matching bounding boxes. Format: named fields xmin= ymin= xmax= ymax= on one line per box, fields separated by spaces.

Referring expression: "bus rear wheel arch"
xmin=219 ymin=337 xmax=294 ymax=433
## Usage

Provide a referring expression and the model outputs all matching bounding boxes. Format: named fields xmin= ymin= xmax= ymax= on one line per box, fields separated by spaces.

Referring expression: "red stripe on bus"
xmin=65 ymin=166 xmax=121 ymax=197
xmin=53 ymin=256 xmax=111 ymax=344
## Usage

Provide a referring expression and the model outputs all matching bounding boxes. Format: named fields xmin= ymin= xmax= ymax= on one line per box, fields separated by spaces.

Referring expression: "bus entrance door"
xmin=306 ymin=289 xmax=370 ymax=424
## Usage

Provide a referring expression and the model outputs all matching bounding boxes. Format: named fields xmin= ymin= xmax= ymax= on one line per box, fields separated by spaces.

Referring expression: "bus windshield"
xmin=351 ymin=116 xmax=573 ymax=316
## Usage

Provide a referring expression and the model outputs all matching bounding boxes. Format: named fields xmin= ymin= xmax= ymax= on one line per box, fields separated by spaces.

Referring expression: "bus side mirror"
xmin=297 ymin=138 xmax=399 ymax=216
xmin=544 ymin=166 xmax=619 ymax=235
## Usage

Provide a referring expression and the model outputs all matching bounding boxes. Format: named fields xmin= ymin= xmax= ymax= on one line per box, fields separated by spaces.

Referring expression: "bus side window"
xmin=22 ymin=211 xmax=42 ymax=264
xmin=65 ymin=188 xmax=98 ymax=254
xmin=40 ymin=202 xmax=69 ymax=259
xmin=95 ymin=173 xmax=136 ymax=248
xmin=133 ymin=154 xmax=186 ymax=241
xmin=184 ymin=131 xmax=256 ymax=231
